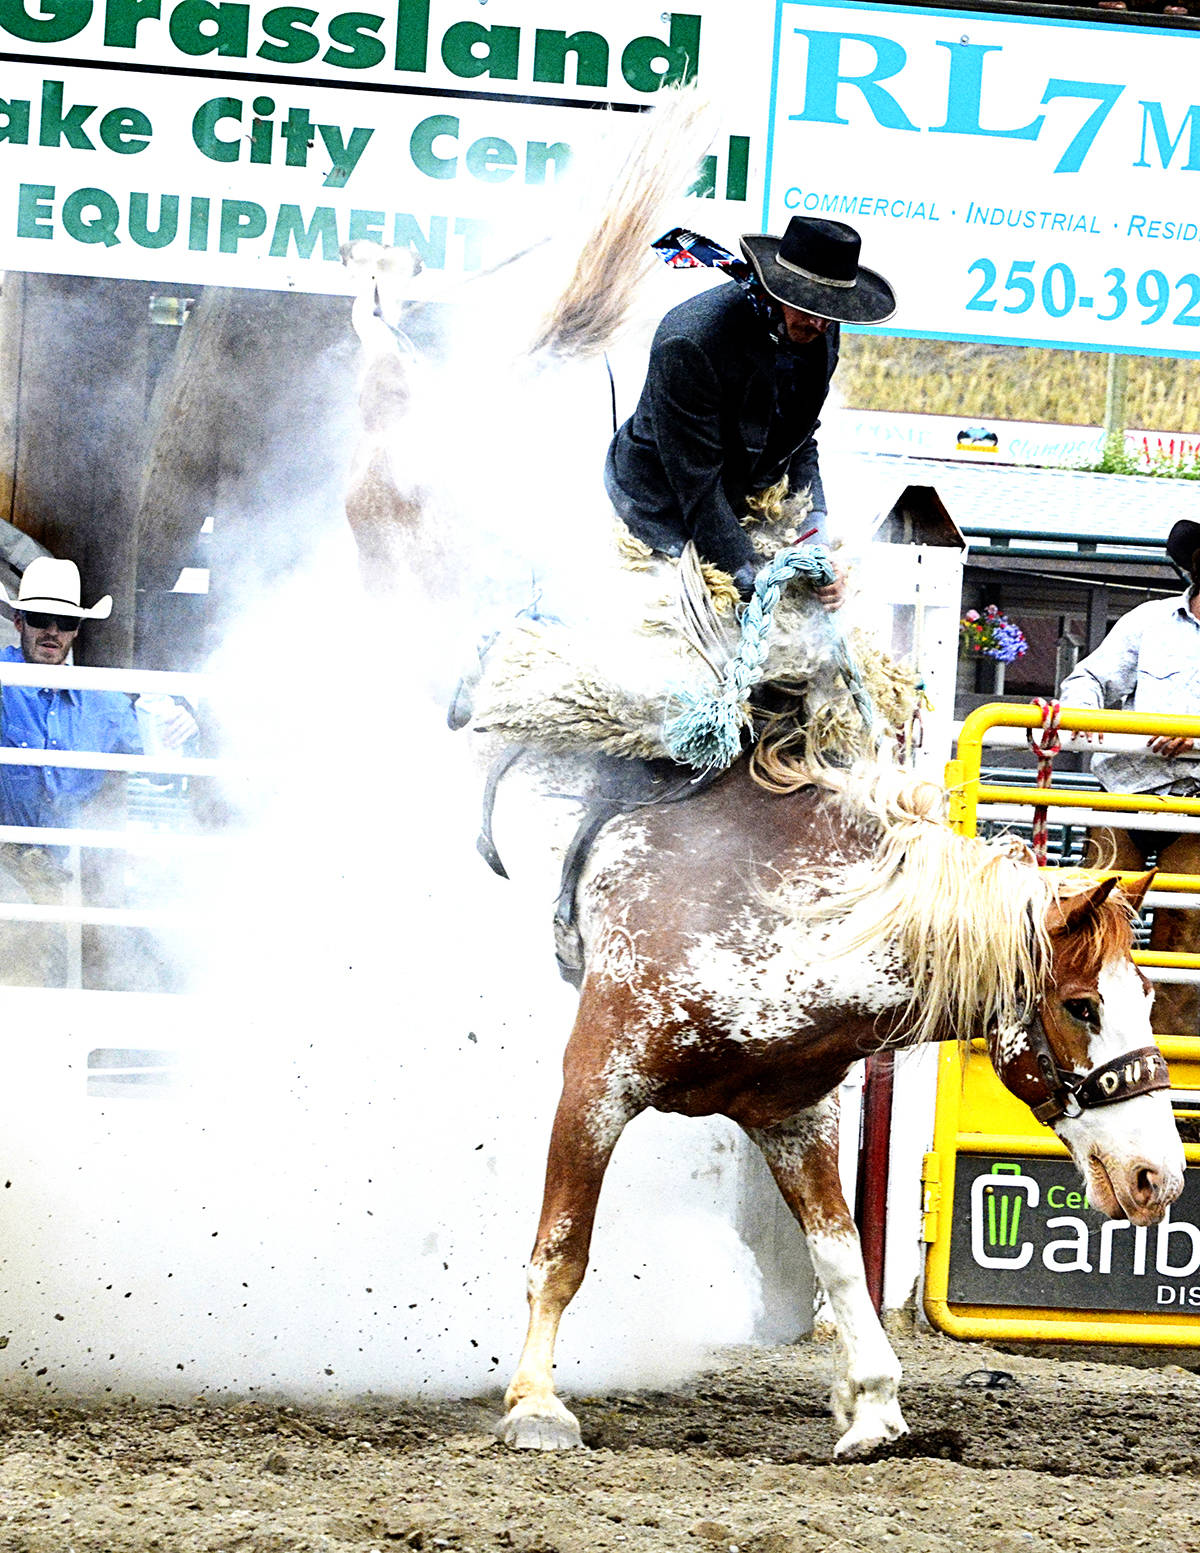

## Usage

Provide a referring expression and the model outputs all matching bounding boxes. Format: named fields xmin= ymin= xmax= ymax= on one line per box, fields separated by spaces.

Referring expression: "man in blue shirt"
xmin=0 ymin=557 xmax=142 ymax=833
xmin=0 ymin=557 xmax=194 ymax=986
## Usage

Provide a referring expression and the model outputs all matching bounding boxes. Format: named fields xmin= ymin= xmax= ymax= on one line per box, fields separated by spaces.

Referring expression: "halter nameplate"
xmin=1027 ymin=1028 xmax=1171 ymax=1126
xmin=1074 ymin=1046 xmax=1171 ymax=1110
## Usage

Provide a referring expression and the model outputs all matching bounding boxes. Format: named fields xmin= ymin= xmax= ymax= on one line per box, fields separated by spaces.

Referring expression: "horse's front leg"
xmin=747 ymin=1094 xmax=908 ymax=1458
xmin=499 ymin=1020 xmax=640 ymax=1450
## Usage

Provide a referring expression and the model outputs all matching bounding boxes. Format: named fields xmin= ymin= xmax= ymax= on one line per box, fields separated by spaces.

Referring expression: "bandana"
xmin=651 ymin=227 xmax=799 ymax=349
xmin=651 ymin=227 xmax=753 ymax=280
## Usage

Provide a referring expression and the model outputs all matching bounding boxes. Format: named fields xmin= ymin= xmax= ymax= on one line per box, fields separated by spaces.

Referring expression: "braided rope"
xmin=1026 ymin=698 xmax=1062 ymax=865
xmin=663 ymin=544 xmax=876 ymax=771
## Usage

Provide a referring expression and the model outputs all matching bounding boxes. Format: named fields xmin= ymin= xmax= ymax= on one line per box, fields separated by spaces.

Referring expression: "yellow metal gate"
xmin=924 ymin=704 xmax=1200 ymax=1345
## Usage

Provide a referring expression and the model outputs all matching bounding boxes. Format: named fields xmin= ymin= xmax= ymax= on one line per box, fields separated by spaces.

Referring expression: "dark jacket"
xmin=604 ymin=282 xmax=838 ymax=577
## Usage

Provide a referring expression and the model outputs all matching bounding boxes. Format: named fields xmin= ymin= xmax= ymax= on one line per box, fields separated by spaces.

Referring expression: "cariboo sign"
xmin=4 ymin=0 xmax=1200 ymax=353
xmin=948 ymin=1158 xmax=1200 ymax=1315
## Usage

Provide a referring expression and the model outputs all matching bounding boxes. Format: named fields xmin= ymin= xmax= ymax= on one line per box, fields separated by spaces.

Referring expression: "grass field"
xmin=838 ymin=335 xmax=1200 ymax=431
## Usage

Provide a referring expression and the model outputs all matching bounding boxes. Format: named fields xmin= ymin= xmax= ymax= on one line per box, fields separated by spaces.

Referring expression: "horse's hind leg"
xmin=498 ymin=1030 xmax=639 ymax=1451
xmin=747 ymin=1095 xmax=908 ymax=1459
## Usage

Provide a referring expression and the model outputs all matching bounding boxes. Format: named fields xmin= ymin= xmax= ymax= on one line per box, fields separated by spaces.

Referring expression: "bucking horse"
xmin=338 ymin=91 xmax=1187 ymax=1458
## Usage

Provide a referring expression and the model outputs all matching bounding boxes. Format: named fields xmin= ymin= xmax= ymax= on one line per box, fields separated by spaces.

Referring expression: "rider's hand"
xmin=815 ymin=561 xmax=846 ymax=613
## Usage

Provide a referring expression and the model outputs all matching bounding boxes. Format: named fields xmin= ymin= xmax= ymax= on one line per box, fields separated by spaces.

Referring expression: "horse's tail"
xmin=528 ymin=84 xmax=715 ymax=362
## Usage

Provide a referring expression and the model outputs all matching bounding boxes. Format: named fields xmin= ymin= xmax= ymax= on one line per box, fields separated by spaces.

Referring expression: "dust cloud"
xmin=0 ymin=124 xmax=788 ymax=1403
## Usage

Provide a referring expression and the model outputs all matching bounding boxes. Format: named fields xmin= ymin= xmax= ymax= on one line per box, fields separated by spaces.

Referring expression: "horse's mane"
xmin=797 ymin=766 xmax=1136 ymax=1048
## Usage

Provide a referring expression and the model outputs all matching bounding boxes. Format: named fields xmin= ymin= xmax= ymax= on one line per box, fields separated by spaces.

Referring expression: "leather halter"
xmin=1019 ymin=1008 xmax=1171 ymax=1126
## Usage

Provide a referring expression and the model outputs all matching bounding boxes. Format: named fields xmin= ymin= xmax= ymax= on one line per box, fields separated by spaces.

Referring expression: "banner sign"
xmin=4 ymin=0 xmax=1200 ymax=352
xmin=766 ymin=0 xmax=1200 ymax=357
xmin=0 ymin=1 xmax=765 ymax=296
xmin=948 ymin=1156 xmax=1200 ymax=1315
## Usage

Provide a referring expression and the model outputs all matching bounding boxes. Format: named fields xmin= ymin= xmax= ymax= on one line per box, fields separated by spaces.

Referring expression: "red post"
xmin=854 ymin=1049 xmax=896 ymax=1315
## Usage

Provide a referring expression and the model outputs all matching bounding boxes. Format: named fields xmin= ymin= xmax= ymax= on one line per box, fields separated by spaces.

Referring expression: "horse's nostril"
xmin=1135 ymin=1166 xmax=1160 ymax=1202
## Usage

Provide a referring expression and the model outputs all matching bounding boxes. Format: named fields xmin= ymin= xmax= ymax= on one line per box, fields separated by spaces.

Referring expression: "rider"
xmin=604 ymin=216 xmax=896 ymax=606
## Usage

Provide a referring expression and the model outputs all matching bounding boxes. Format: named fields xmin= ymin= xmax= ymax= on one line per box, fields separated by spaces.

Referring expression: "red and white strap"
xmin=1026 ymin=698 xmax=1062 ymax=866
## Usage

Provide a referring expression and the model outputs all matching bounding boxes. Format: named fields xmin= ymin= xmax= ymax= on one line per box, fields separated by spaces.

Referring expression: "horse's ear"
xmin=1119 ymin=869 xmax=1157 ymax=915
xmin=1048 ymin=875 xmax=1119 ymax=935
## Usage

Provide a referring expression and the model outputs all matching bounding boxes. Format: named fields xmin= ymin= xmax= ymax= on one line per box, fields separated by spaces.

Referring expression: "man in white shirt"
xmin=1059 ymin=518 xmax=1200 ymax=1033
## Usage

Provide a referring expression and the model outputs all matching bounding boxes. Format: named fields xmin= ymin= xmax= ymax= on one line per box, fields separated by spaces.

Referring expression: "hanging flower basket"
xmin=960 ymin=606 xmax=1028 ymax=665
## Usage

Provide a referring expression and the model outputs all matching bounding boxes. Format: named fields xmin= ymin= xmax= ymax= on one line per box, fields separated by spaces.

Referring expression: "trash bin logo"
xmin=970 ymin=1162 xmax=1040 ymax=1270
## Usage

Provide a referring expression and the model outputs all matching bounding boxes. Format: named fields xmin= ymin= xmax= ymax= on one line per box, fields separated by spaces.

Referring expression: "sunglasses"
xmin=21 ymin=612 xmax=81 ymax=632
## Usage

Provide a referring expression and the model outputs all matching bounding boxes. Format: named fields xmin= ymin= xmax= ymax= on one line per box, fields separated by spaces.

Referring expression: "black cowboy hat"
xmin=1166 ymin=519 xmax=1200 ymax=575
xmin=739 ymin=217 xmax=896 ymax=325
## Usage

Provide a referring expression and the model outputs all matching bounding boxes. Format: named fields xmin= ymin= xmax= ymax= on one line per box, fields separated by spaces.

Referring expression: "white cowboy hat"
xmin=2 ymin=557 xmax=112 ymax=621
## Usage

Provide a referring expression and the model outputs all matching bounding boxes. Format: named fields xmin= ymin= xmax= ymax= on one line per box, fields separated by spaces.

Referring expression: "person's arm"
xmin=783 ymin=432 xmax=828 ymax=544
xmin=778 ymin=433 xmax=849 ymax=610
xmin=784 ymin=326 xmax=838 ymax=546
xmin=645 ymin=333 xmax=759 ymax=586
xmin=783 ymin=329 xmax=841 ymax=607
xmin=1067 ymin=605 xmax=1196 ymax=756
xmin=1059 ymin=614 xmax=1143 ymax=711
xmin=1056 ymin=612 xmax=1184 ymax=751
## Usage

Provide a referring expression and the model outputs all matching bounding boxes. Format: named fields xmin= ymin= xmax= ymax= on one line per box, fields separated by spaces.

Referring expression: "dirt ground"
xmin=0 ymin=1328 xmax=1197 ymax=1553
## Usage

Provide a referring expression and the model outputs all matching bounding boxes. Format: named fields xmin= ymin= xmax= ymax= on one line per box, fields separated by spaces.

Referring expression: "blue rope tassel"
xmin=663 ymin=545 xmax=875 ymax=772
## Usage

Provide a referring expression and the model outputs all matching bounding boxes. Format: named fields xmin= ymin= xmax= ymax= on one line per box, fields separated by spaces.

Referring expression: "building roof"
xmin=845 ymin=453 xmax=1200 ymax=546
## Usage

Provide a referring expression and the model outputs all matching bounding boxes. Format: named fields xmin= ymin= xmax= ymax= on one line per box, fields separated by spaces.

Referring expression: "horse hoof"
xmin=833 ymin=1412 xmax=909 ymax=1460
xmin=495 ymin=1408 xmax=583 ymax=1452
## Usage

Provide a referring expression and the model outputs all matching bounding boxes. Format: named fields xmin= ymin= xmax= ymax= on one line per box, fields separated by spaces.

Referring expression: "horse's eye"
xmin=1063 ymin=998 xmax=1099 ymax=1026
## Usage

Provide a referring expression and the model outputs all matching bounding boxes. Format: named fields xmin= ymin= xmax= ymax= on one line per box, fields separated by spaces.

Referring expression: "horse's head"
xmin=990 ymin=871 xmax=1185 ymax=1227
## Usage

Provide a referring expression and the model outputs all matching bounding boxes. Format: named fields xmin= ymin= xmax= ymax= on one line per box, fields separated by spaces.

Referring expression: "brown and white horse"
xmin=496 ymin=764 xmax=1185 ymax=1456
xmin=335 ymin=105 xmax=1186 ymax=1460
